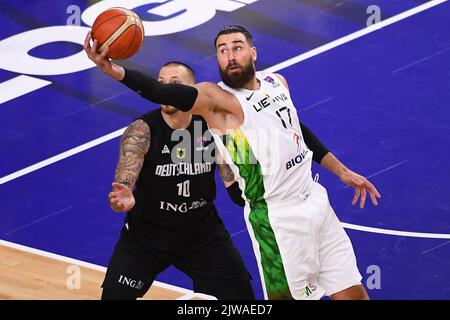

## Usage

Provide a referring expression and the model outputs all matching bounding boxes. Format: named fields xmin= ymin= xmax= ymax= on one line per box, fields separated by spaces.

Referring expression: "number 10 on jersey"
xmin=177 ymin=180 xmax=191 ymax=197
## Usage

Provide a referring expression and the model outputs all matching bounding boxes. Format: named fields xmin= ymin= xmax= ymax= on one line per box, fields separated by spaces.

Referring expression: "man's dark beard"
xmin=220 ymin=58 xmax=255 ymax=89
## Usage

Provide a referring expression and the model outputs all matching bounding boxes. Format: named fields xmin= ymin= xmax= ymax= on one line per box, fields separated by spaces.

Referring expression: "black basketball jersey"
xmin=127 ymin=109 xmax=225 ymax=251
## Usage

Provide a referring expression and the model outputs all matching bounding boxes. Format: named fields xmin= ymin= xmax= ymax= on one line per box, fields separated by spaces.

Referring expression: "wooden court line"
xmin=0 ymin=239 xmax=216 ymax=300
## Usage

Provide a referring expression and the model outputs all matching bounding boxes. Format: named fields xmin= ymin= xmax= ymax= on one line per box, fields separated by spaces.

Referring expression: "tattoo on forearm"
xmin=114 ymin=120 xmax=150 ymax=187
xmin=218 ymin=163 xmax=235 ymax=182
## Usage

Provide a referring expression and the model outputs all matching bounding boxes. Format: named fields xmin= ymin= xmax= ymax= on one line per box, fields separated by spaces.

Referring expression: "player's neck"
xmin=242 ymin=77 xmax=260 ymax=91
xmin=162 ymin=111 xmax=192 ymax=129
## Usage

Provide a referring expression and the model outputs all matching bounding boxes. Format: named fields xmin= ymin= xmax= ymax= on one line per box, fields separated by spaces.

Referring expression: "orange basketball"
xmin=92 ymin=7 xmax=144 ymax=60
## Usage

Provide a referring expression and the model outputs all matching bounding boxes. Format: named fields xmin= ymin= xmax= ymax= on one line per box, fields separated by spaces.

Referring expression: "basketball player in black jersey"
xmin=101 ymin=61 xmax=254 ymax=300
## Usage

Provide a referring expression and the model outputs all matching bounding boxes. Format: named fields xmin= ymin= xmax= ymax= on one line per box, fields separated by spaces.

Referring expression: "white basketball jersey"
xmin=212 ymin=71 xmax=314 ymax=203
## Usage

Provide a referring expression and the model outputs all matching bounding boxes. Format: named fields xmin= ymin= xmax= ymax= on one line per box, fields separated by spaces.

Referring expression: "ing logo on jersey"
xmin=176 ymin=147 xmax=186 ymax=159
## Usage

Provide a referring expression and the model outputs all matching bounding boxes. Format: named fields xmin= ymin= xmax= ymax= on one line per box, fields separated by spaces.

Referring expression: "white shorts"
xmin=244 ymin=182 xmax=362 ymax=300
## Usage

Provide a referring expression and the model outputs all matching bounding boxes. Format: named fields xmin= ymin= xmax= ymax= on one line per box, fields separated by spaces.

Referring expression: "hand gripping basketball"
xmin=91 ymin=7 xmax=144 ymax=60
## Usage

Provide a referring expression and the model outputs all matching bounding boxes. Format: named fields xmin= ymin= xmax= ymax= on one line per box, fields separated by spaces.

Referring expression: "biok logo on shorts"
xmin=118 ymin=275 xmax=144 ymax=290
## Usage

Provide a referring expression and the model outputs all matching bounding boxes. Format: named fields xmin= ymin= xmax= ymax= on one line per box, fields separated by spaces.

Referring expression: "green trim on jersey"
xmin=222 ymin=129 xmax=293 ymax=300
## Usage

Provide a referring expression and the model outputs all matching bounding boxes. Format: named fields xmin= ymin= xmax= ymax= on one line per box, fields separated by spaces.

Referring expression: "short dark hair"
xmin=214 ymin=25 xmax=253 ymax=48
xmin=161 ymin=61 xmax=195 ymax=81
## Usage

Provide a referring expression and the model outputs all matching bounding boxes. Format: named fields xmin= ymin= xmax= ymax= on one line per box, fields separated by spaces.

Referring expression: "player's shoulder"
xmin=273 ymin=73 xmax=287 ymax=83
xmin=257 ymin=71 xmax=289 ymax=89
xmin=125 ymin=110 xmax=155 ymax=136
xmin=138 ymin=108 xmax=161 ymax=121
xmin=195 ymin=81 xmax=227 ymax=93
xmin=192 ymin=114 xmax=207 ymax=123
xmin=273 ymin=73 xmax=289 ymax=89
xmin=196 ymin=81 xmax=238 ymax=104
xmin=134 ymin=108 xmax=162 ymax=128
xmin=126 ymin=118 xmax=150 ymax=134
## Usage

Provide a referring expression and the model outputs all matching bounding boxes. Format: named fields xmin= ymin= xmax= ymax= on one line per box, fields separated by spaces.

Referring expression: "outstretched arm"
xmin=320 ymin=153 xmax=381 ymax=208
xmin=84 ymin=32 xmax=198 ymax=111
xmin=302 ymin=122 xmax=381 ymax=208
xmin=108 ymin=119 xmax=150 ymax=212
xmin=84 ymin=32 xmax=241 ymax=120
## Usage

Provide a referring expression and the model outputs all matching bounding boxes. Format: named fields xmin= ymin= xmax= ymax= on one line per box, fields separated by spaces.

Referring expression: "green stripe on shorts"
xmin=222 ymin=130 xmax=293 ymax=300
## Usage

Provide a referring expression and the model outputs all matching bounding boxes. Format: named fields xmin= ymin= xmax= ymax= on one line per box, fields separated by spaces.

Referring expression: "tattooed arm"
xmin=108 ymin=119 xmax=150 ymax=212
xmin=216 ymin=152 xmax=235 ymax=187
xmin=218 ymin=163 xmax=235 ymax=188
xmin=114 ymin=119 xmax=151 ymax=187
xmin=217 ymin=153 xmax=246 ymax=207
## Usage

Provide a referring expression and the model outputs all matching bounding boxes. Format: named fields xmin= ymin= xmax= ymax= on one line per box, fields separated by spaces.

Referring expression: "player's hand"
xmin=339 ymin=170 xmax=381 ymax=209
xmin=109 ymin=182 xmax=135 ymax=212
xmin=84 ymin=31 xmax=112 ymax=71
xmin=84 ymin=31 xmax=124 ymax=80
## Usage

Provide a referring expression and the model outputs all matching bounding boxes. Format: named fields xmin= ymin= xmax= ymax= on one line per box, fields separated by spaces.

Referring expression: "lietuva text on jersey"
xmin=211 ymin=72 xmax=315 ymax=202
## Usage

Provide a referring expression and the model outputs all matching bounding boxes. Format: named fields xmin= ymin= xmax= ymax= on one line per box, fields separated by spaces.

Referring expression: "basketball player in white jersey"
xmin=85 ymin=25 xmax=381 ymax=300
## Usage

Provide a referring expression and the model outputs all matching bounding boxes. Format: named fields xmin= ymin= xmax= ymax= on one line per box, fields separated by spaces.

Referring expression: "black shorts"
xmin=101 ymin=223 xmax=254 ymax=300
